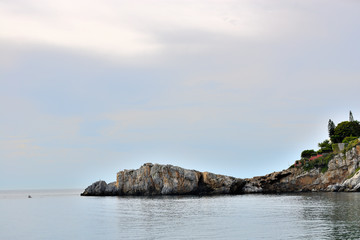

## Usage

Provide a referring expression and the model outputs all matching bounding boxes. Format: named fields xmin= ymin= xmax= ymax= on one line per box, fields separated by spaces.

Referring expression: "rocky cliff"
xmin=244 ymin=145 xmax=360 ymax=193
xmin=81 ymin=163 xmax=245 ymax=196
xmin=82 ymin=144 xmax=360 ymax=196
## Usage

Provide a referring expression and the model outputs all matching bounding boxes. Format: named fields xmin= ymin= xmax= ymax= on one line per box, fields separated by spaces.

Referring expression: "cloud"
xmin=1 ymin=0 xmax=360 ymax=188
xmin=1 ymin=0 xmax=358 ymax=65
xmin=0 ymin=0 xmax=161 ymax=58
xmin=0 ymin=0 xmax=309 ymax=60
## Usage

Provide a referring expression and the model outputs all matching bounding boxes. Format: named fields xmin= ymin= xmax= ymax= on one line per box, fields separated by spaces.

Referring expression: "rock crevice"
xmin=81 ymin=163 xmax=245 ymax=196
xmin=82 ymin=146 xmax=360 ymax=196
xmin=244 ymin=146 xmax=360 ymax=193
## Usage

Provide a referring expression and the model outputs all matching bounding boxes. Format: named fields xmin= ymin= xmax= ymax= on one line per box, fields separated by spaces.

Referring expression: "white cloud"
xmin=0 ymin=0 xmax=302 ymax=59
xmin=0 ymin=0 xmax=161 ymax=58
xmin=1 ymin=0 xmax=360 ymax=188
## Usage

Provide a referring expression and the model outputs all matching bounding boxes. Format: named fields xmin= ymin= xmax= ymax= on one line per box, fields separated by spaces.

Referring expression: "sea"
xmin=1 ymin=190 xmax=360 ymax=240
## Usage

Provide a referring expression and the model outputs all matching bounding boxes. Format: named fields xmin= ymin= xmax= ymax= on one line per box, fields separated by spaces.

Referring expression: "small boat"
xmin=28 ymin=195 xmax=32 ymax=198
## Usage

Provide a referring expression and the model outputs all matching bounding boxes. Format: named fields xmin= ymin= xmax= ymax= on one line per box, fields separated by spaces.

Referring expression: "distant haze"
xmin=1 ymin=0 xmax=359 ymax=189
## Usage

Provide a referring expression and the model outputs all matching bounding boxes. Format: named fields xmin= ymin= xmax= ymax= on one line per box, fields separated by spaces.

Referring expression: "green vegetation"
xmin=330 ymin=121 xmax=360 ymax=143
xmin=302 ymin=153 xmax=335 ymax=172
xmin=328 ymin=111 xmax=360 ymax=143
xmin=301 ymin=149 xmax=316 ymax=158
xmin=344 ymin=138 xmax=360 ymax=152
xmin=328 ymin=119 xmax=335 ymax=138
xmin=342 ymin=136 xmax=358 ymax=144
xmin=350 ymin=111 xmax=354 ymax=122
xmin=332 ymin=143 xmax=342 ymax=153
xmin=293 ymin=111 xmax=360 ymax=173
xmin=317 ymin=140 xmax=332 ymax=154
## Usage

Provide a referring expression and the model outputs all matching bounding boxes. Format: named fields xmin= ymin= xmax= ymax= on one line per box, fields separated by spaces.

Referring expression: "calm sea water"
xmin=1 ymin=190 xmax=360 ymax=240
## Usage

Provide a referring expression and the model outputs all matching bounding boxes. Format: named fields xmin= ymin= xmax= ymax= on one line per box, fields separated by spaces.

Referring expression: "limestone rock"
xmin=116 ymin=163 xmax=196 ymax=195
xmin=81 ymin=180 xmax=108 ymax=196
xmin=340 ymin=170 xmax=360 ymax=191
xmin=201 ymin=172 xmax=245 ymax=194
xmin=242 ymin=182 xmax=263 ymax=193
xmin=246 ymin=146 xmax=360 ymax=193
xmin=326 ymin=184 xmax=341 ymax=192
xmin=104 ymin=182 xmax=118 ymax=195
xmin=82 ymin=163 xmax=245 ymax=196
xmin=82 ymin=145 xmax=360 ymax=196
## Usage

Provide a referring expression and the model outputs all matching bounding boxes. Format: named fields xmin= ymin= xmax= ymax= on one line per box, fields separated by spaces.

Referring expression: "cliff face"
xmin=81 ymin=163 xmax=245 ymax=196
xmin=82 ymin=146 xmax=360 ymax=196
xmin=244 ymin=145 xmax=360 ymax=193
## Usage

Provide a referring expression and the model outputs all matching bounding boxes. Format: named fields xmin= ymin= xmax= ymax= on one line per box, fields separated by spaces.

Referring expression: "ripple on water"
xmin=1 ymin=192 xmax=360 ymax=239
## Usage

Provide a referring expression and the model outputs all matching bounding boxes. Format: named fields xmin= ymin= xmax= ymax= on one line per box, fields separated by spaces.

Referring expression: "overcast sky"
xmin=1 ymin=0 xmax=360 ymax=189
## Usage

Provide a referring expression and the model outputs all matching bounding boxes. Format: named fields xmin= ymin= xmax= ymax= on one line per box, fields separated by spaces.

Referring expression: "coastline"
xmin=81 ymin=143 xmax=360 ymax=196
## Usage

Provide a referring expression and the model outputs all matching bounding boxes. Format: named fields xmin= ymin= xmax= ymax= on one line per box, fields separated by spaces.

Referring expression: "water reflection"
xmin=296 ymin=193 xmax=360 ymax=240
xmin=111 ymin=194 xmax=360 ymax=240
xmin=1 ymin=191 xmax=360 ymax=240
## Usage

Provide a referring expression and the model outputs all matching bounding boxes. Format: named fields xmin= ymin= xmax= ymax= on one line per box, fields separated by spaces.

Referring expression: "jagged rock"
xmin=117 ymin=163 xmax=201 ymax=195
xmin=340 ymin=170 xmax=360 ymax=191
xmin=82 ymin=145 xmax=360 ymax=196
xmin=81 ymin=180 xmax=108 ymax=196
xmin=104 ymin=182 xmax=117 ymax=195
xmin=201 ymin=172 xmax=245 ymax=194
xmin=246 ymin=146 xmax=360 ymax=193
xmin=326 ymin=184 xmax=341 ymax=192
xmin=242 ymin=182 xmax=263 ymax=193
xmin=82 ymin=163 xmax=245 ymax=196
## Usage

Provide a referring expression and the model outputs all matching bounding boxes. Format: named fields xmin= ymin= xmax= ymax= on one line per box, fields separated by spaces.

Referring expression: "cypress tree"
xmin=328 ymin=119 xmax=335 ymax=138
xmin=350 ymin=111 xmax=354 ymax=122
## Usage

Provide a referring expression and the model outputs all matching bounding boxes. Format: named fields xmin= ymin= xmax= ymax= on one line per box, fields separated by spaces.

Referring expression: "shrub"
xmin=344 ymin=138 xmax=360 ymax=152
xmin=317 ymin=139 xmax=333 ymax=153
xmin=331 ymin=121 xmax=360 ymax=143
xmin=321 ymin=166 xmax=328 ymax=173
xmin=302 ymin=153 xmax=334 ymax=172
xmin=342 ymin=136 xmax=358 ymax=144
xmin=301 ymin=149 xmax=316 ymax=158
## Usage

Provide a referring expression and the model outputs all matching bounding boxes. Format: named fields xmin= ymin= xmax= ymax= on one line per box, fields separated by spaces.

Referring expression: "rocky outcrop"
xmin=81 ymin=180 xmax=115 ymax=196
xmin=245 ymin=145 xmax=360 ymax=193
xmin=82 ymin=143 xmax=360 ymax=196
xmin=81 ymin=163 xmax=245 ymax=196
xmin=338 ymin=170 xmax=360 ymax=191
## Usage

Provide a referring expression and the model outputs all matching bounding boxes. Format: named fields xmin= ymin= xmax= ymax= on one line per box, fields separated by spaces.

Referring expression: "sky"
xmin=1 ymin=0 xmax=360 ymax=189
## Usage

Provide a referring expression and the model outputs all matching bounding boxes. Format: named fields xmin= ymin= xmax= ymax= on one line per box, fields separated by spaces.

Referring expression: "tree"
xmin=328 ymin=119 xmax=335 ymax=139
xmin=350 ymin=111 xmax=354 ymax=122
xmin=330 ymin=121 xmax=360 ymax=143
xmin=301 ymin=149 xmax=316 ymax=158
xmin=318 ymin=140 xmax=332 ymax=153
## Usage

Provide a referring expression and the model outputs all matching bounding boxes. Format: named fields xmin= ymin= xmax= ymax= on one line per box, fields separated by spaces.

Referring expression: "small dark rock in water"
xmin=28 ymin=195 xmax=32 ymax=198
